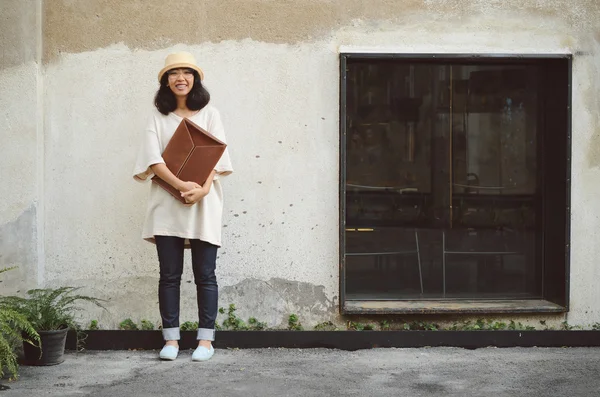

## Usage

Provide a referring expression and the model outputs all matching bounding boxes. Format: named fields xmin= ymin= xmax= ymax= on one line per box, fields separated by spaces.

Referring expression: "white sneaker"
xmin=159 ymin=345 xmax=179 ymax=360
xmin=192 ymin=345 xmax=214 ymax=362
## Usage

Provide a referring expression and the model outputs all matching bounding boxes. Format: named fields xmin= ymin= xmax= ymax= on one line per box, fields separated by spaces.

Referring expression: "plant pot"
xmin=23 ymin=328 xmax=68 ymax=366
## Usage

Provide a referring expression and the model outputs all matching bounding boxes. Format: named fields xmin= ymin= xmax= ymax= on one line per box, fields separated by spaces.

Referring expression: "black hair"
xmin=154 ymin=69 xmax=210 ymax=115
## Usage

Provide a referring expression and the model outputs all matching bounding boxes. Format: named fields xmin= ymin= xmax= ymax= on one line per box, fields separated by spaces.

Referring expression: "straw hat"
xmin=157 ymin=51 xmax=204 ymax=82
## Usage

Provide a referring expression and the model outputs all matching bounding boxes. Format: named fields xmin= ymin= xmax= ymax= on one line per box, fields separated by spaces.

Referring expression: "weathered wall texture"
xmin=2 ymin=0 xmax=600 ymax=328
xmin=42 ymin=40 xmax=340 ymax=328
xmin=0 ymin=0 xmax=41 ymax=292
xmin=0 ymin=0 xmax=38 ymax=70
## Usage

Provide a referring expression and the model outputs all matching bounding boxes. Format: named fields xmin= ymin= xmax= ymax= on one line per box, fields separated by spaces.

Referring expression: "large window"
xmin=340 ymin=54 xmax=571 ymax=314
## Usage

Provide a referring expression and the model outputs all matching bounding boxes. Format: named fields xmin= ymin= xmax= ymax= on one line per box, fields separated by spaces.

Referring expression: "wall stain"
xmin=584 ymin=34 xmax=600 ymax=168
xmin=219 ymin=277 xmax=335 ymax=327
xmin=41 ymin=0 xmax=600 ymax=64
xmin=0 ymin=205 xmax=37 ymax=294
xmin=0 ymin=0 xmax=38 ymax=69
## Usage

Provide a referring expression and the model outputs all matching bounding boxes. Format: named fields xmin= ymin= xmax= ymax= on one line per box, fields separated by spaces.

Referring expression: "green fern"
xmin=1 ymin=287 xmax=105 ymax=331
xmin=0 ymin=267 xmax=40 ymax=380
xmin=0 ymin=306 xmax=40 ymax=380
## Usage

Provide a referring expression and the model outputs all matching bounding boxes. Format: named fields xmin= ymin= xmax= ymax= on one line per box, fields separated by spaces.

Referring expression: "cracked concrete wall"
xmin=0 ymin=0 xmax=41 ymax=292
xmin=2 ymin=0 xmax=600 ymax=328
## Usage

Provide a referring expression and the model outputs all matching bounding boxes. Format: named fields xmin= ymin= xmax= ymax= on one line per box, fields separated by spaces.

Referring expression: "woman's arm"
xmin=150 ymin=163 xmax=199 ymax=192
xmin=181 ymin=170 xmax=217 ymax=204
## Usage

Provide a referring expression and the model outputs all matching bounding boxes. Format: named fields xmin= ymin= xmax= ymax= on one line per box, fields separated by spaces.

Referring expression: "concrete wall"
xmin=0 ymin=0 xmax=42 ymax=294
xmin=2 ymin=0 xmax=599 ymax=329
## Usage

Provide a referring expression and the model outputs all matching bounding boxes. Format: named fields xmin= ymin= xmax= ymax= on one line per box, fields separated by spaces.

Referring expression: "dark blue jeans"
xmin=155 ymin=236 xmax=218 ymax=341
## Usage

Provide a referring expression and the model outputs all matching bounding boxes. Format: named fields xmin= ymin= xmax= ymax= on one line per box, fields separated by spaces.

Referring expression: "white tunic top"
xmin=132 ymin=105 xmax=233 ymax=247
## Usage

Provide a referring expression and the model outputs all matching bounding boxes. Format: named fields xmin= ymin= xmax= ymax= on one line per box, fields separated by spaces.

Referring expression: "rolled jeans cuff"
xmin=162 ymin=327 xmax=180 ymax=341
xmin=197 ymin=328 xmax=215 ymax=341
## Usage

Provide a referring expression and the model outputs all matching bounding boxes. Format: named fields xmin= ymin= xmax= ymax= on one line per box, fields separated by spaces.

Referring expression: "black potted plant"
xmin=4 ymin=287 xmax=105 ymax=366
xmin=0 ymin=267 xmax=40 ymax=379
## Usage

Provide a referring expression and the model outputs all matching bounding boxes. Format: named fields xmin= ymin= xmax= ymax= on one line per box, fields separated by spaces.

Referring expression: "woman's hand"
xmin=150 ymin=164 xmax=201 ymax=194
xmin=178 ymin=180 xmax=201 ymax=193
xmin=181 ymin=185 xmax=209 ymax=204
xmin=181 ymin=170 xmax=217 ymax=205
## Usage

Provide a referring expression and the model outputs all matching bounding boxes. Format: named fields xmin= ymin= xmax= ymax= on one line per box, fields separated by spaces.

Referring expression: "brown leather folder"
xmin=152 ymin=118 xmax=226 ymax=203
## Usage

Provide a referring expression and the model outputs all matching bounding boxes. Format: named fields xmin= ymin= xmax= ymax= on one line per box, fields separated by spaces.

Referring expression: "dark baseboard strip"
xmin=67 ymin=330 xmax=600 ymax=351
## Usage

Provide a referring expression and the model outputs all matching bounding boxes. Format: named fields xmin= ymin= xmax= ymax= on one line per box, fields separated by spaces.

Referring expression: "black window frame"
xmin=339 ymin=53 xmax=572 ymax=315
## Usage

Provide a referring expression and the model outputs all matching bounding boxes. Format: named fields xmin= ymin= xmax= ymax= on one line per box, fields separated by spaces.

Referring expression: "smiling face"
xmin=167 ymin=68 xmax=195 ymax=97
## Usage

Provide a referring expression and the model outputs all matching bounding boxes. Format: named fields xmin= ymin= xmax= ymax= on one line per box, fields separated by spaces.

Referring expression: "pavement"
xmin=2 ymin=347 xmax=600 ymax=396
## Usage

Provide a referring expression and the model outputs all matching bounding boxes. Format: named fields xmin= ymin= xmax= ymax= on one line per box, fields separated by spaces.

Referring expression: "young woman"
xmin=133 ymin=52 xmax=233 ymax=361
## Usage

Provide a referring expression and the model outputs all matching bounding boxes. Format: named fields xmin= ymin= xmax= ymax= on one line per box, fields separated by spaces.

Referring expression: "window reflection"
xmin=344 ymin=61 xmax=541 ymax=300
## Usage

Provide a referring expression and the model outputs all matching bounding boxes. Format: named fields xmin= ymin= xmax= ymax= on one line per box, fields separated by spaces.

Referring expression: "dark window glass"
xmin=342 ymin=57 xmax=569 ymax=303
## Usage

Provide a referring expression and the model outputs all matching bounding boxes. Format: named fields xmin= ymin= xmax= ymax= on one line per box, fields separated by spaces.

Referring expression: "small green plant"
xmin=379 ymin=320 xmax=390 ymax=331
xmin=314 ymin=321 xmax=337 ymax=331
xmin=119 ymin=318 xmax=139 ymax=330
xmin=452 ymin=319 xmax=486 ymax=331
xmin=474 ymin=319 xmax=486 ymax=330
xmin=220 ymin=304 xmax=248 ymax=330
xmin=448 ymin=320 xmax=478 ymax=331
xmin=247 ymin=317 xmax=267 ymax=331
xmin=490 ymin=321 xmax=507 ymax=330
xmin=140 ymin=319 xmax=155 ymax=331
xmin=180 ymin=321 xmax=198 ymax=331
xmin=422 ymin=322 xmax=438 ymax=331
xmin=592 ymin=323 xmax=600 ymax=331
xmin=462 ymin=321 xmax=479 ymax=330
xmin=507 ymin=320 xmax=535 ymax=331
xmin=288 ymin=314 xmax=303 ymax=331
xmin=561 ymin=321 xmax=582 ymax=330
xmin=448 ymin=319 xmax=537 ymax=331
xmin=539 ymin=320 xmax=556 ymax=330
xmin=402 ymin=321 xmax=439 ymax=331
xmin=462 ymin=321 xmax=476 ymax=330
xmin=348 ymin=321 xmax=365 ymax=331
xmin=218 ymin=304 xmax=267 ymax=331
xmin=0 ymin=267 xmax=40 ymax=380
xmin=88 ymin=320 xmax=99 ymax=330
xmin=347 ymin=322 xmax=375 ymax=331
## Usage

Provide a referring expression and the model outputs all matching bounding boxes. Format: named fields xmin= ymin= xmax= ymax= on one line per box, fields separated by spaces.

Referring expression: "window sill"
xmin=343 ymin=299 xmax=566 ymax=315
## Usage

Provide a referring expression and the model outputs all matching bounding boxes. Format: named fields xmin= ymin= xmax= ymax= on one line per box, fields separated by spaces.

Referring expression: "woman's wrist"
xmin=174 ymin=179 xmax=185 ymax=191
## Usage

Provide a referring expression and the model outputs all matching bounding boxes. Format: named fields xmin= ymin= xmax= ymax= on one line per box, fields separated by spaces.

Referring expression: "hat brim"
xmin=158 ymin=63 xmax=204 ymax=82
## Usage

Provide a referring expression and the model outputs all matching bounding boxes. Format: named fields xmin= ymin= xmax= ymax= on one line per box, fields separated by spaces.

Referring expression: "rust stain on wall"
xmin=42 ymin=0 xmax=600 ymax=63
